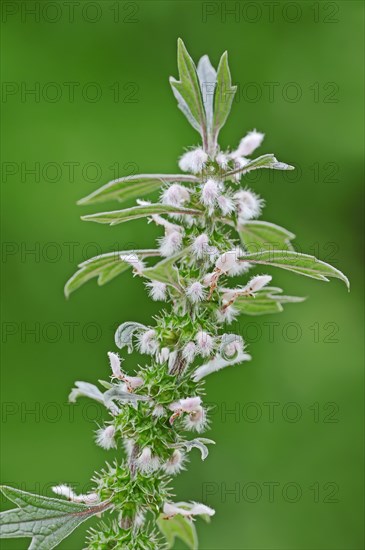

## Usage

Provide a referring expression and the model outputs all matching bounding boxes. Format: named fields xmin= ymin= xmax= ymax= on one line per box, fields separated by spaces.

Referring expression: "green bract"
xmin=1 ymin=39 xmax=348 ymax=550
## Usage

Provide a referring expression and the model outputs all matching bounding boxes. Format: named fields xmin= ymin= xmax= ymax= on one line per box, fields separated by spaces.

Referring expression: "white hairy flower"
xmin=136 ymin=447 xmax=160 ymax=473
xmin=163 ymin=450 xmax=186 ymax=475
xmin=152 ymin=404 xmax=165 ymax=418
xmin=169 ymin=396 xmax=202 ymax=413
xmin=120 ymin=253 xmax=145 ymax=275
xmin=231 ymin=130 xmax=265 ymax=158
xmin=161 ymin=183 xmax=190 ymax=206
xmin=216 ymin=305 xmax=238 ymax=324
xmin=108 ymin=351 xmax=123 ymax=379
xmin=123 ymin=439 xmax=134 ymax=458
xmin=215 ymin=250 xmax=240 ymax=273
xmin=159 ymin=229 xmax=183 ymax=257
xmin=243 ymin=274 xmax=272 ymax=293
xmin=193 ymin=339 xmax=251 ymax=382
xmin=138 ymin=329 xmax=158 ymax=355
xmin=163 ymin=501 xmax=215 ymax=519
xmin=217 ymin=194 xmax=235 ymax=215
xmin=192 ymin=233 xmax=209 ymax=259
xmin=156 ymin=346 xmax=170 ymax=364
xmin=107 ymin=351 xmax=143 ymax=389
xmin=215 ymin=152 xmax=229 ymax=169
xmin=182 ymin=341 xmax=197 ymax=364
xmin=201 ymin=178 xmax=220 ymax=208
xmin=186 ymin=281 xmax=206 ymax=303
xmin=95 ymin=425 xmax=116 ymax=450
xmin=52 ymin=485 xmax=98 ymax=504
xmin=196 ymin=330 xmax=214 ymax=357
xmin=145 ymin=281 xmax=167 ymax=301
xmin=215 ymin=249 xmax=250 ymax=276
xmin=234 ymin=189 xmax=264 ymax=222
xmin=183 ymin=405 xmax=207 ymax=433
xmin=179 ymin=147 xmax=208 ymax=174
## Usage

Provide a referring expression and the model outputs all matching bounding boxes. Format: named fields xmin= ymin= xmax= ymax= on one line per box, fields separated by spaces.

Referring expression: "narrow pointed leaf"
xmin=239 ymin=220 xmax=295 ymax=252
xmin=78 ymin=174 xmax=199 ymax=206
xmin=226 ymin=153 xmax=295 ymax=178
xmin=234 ymin=287 xmax=305 ymax=316
xmin=239 ymin=250 xmax=349 ymax=288
xmin=64 ymin=249 xmax=160 ymax=298
xmin=0 ymin=486 xmax=110 ymax=550
xmin=81 ymin=204 xmax=202 ymax=226
xmin=141 ymin=250 xmax=186 ymax=289
xmin=212 ymin=52 xmax=237 ymax=150
xmin=197 ymin=55 xmax=217 ymax=132
xmin=170 ymin=39 xmax=208 ymax=148
xmin=157 ymin=513 xmax=198 ymax=550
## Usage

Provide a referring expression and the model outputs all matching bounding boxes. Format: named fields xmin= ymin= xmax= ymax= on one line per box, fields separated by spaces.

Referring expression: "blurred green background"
xmin=1 ymin=1 xmax=364 ymax=549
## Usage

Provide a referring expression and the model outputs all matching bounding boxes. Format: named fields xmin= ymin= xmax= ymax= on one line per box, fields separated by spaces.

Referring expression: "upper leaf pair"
xmin=170 ymin=38 xmax=236 ymax=155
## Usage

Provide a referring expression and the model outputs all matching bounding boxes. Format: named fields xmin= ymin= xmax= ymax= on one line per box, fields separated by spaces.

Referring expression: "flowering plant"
xmin=0 ymin=39 xmax=348 ymax=550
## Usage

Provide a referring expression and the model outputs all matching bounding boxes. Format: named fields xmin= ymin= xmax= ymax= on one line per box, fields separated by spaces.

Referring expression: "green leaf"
xmin=239 ymin=250 xmax=350 ymax=289
xmin=77 ymin=174 xmax=199 ymax=206
xmin=157 ymin=513 xmax=198 ymax=550
xmin=226 ymin=153 xmax=295 ymax=178
xmin=141 ymin=250 xmax=186 ymax=289
xmin=64 ymin=249 xmax=160 ymax=298
xmin=234 ymin=287 xmax=305 ymax=316
xmin=0 ymin=486 xmax=110 ymax=550
xmin=197 ymin=55 xmax=217 ymax=133
xmin=212 ymin=51 xmax=237 ymax=152
xmin=239 ymin=220 xmax=295 ymax=253
xmin=81 ymin=204 xmax=202 ymax=226
xmin=170 ymin=39 xmax=208 ymax=149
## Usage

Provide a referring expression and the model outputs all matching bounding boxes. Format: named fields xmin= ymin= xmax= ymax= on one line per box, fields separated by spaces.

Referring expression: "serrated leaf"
xmin=64 ymin=249 xmax=160 ymax=298
xmin=226 ymin=153 xmax=295 ymax=178
xmin=114 ymin=321 xmax=147 ymax=352
xmin=77 ymin=174 xmax=199 ymax=206
xmin=157 ymin=513 xmax=198 ymax=550
xmin=234 ymin=287 xmax=305 ymax=316
xmin=239 ymin=220 xmax=295 ymax=253
xmin=81 ymin=204 xmax=202 ymax=226
xmin=141 ymin=250 xmax=186 ymax=289
xmin=239 ymin=250 xmax=350 ymax=288
xmin=170 ymin=39 xmax=208 ymax=149
xmin=0 ymin=486 xmax=110 ymax=550
xmin=212 ymin=51 xmax=237 ymax=152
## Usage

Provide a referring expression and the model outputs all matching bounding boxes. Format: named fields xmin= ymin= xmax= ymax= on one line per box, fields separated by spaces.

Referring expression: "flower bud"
xmin=162 ymin=183 xmax=190 ymax=206
xmin=182 ymin=342 xmax=197 ymax=364
xmin=95 ymin=425 xmax=116 ymax=450
xmin=186 ymin=281 xmax=205 ymax=303
xmin=201 ymin=179 xmax=219 ymax=208
xmin=244 ymin=274 xmax=272 ymax=293
xmin=145 ymin=281 xmax=167 ymax=301
xmin=179 ymin=148 xmax=208 ymax=174
xmin=136 ymin=447 xmax=160 ymax=473
xmin=163 ymin=450 xmax=185 ymax=475
xmin=196 ymin=330 xmax=214 ymax=357
xmin=234 ymin=189 xmax=263 ymax=222
xmin=232 ymin=130 xmax=265 ymax=157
